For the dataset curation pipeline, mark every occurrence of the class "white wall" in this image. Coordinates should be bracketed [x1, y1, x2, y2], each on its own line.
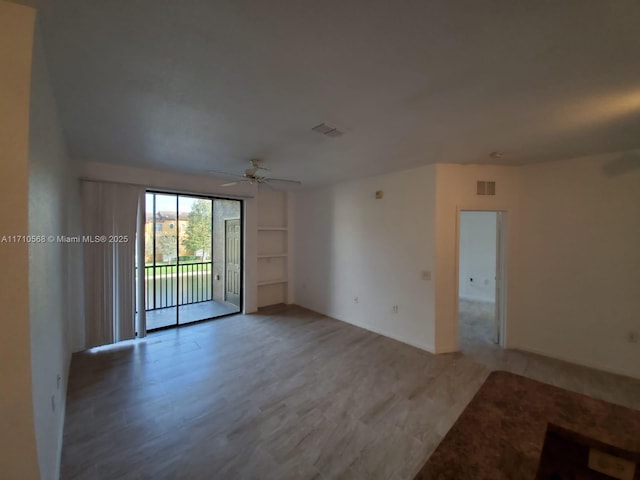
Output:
[27, 20, 84, 479]
[458, 211, 496, 302]
[0, 2, 40, 478]
[513, 152, 640, 378]
[294, 165, 437, 351]
[81, 161, 260, 317]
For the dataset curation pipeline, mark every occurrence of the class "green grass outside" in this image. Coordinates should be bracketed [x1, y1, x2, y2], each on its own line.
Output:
[140, 262, 212, 277]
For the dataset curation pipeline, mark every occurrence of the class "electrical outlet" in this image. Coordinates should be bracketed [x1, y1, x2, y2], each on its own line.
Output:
[354, 297, 359, 304]
[421, 270, 431, 281]
[392, 305, 398, 314]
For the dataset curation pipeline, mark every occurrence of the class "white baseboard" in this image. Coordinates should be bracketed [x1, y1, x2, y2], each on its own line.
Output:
[294, 303, 435, 353]
[509, 342, 640, 380]
[340, 316, 435, 353]
[433, 344, 458, 354]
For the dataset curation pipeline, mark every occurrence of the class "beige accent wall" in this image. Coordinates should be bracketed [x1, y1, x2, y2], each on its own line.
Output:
[434, 164, 522, 353]
[0, 2, 40, 478]
[28, 17, 84, 479]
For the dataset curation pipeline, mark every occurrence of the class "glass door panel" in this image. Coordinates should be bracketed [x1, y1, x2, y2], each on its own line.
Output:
[145, 193, 179, 329]
[177, 195, 212, 325]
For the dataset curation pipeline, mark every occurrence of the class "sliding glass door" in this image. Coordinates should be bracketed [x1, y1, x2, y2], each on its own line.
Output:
[144, 192, 242, 331]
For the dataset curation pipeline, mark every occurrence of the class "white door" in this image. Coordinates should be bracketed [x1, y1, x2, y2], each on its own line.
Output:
[494, 212, 505, 346]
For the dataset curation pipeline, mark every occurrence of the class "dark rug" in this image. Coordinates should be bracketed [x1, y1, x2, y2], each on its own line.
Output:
[414, 371, 640, 479]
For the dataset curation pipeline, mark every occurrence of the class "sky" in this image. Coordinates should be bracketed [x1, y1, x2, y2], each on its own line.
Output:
[146, 193, 204, 213]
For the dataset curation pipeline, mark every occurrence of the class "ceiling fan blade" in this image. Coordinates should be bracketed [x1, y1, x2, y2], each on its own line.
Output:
[266, 178, 302, 185]
[207, 169, 246, 179]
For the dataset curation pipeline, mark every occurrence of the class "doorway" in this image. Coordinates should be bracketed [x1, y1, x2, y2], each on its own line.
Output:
[224, 218, 241, 305]
[457, 211, 505, 347]
[143, 192, 242, 331]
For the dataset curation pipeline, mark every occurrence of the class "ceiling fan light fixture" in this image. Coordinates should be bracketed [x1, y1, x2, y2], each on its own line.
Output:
[214, 159, 301, 189]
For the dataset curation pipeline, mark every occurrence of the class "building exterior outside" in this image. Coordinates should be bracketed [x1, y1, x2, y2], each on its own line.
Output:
[144, 211, 191, 263]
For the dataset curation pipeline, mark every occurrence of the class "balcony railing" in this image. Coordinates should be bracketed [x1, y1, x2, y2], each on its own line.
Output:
[144, 262, 213, 310]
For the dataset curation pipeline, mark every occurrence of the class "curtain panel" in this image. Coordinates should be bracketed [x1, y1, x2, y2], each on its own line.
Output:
[82, 181, 145, 347]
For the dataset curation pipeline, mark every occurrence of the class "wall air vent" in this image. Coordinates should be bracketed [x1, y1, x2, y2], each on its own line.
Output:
[312, 123, 344, 137]
[477, 181, 496, 196]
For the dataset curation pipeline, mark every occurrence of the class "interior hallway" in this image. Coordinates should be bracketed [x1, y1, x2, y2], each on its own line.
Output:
[458, 298, 496, 347]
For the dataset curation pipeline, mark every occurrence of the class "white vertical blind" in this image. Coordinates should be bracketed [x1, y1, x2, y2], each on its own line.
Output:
[135, 190, 146, 339]
[82, 181, 143, 347]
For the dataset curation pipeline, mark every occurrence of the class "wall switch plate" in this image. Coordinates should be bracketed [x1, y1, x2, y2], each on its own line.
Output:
[421, 270, 431, 281]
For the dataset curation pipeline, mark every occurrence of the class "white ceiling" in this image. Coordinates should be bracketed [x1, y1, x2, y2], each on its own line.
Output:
[30, 0, 640, 186]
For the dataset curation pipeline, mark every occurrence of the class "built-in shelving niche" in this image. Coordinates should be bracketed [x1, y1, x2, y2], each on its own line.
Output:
[257, 190, 290, 307]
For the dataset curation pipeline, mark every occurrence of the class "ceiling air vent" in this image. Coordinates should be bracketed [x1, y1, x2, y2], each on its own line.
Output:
[477, 181, 496, 196]
[312, 123, 344, 137]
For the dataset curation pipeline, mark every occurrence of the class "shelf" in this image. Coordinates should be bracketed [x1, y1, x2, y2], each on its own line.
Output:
[257, 279, 288, 286]
[258, 253, 288, 259]
[258, 226, 288, 231]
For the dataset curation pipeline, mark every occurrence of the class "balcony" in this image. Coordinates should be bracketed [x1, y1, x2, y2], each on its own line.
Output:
[141, 262, 238, 330]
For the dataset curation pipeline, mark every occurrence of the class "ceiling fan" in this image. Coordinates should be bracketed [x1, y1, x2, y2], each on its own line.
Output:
[209, 159, 302, 188]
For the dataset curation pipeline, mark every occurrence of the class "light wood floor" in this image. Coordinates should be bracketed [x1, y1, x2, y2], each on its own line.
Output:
[61, 304, 640, 480]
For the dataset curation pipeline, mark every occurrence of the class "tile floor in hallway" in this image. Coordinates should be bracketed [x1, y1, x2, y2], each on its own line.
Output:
[61, 303, 640, 480]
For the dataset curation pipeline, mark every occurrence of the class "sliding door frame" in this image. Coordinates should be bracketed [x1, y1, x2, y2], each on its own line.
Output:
[145, 189, 244, 331]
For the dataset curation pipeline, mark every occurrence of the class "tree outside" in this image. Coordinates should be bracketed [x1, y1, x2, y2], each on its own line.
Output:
[183, 199, 212, 261]
[156, 233, 177, 262]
